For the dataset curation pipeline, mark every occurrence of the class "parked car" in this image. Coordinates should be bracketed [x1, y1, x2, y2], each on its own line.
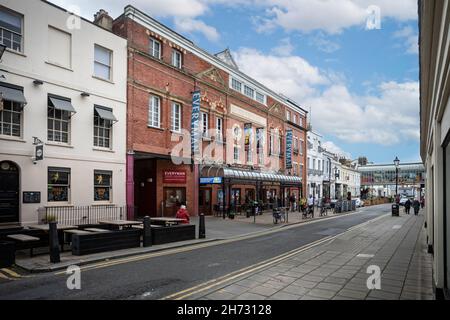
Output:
[354, 198, 364, 207]
[399, 197, 409, 206]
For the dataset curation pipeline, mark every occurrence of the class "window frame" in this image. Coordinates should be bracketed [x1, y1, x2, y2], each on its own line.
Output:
[171, 101, 181, 133]
[94, 44, 113, 81]
[47, 167, 71, 203]
[216, 117, 223, 141]
[171, 49, 182, 69]
[94, 170, 113, 202]
[148, 95, 161, 129]
[47, 96, 71, 144]
[149, 37, 161, 59]
[201, 112, 209, 138]
[0, 99, 22, 138]
[93, 106, 113, 149]
[244, 85, 255, 99]
[0, 6, 23, 53]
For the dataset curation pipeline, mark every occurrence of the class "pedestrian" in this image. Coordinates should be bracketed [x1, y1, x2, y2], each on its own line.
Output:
[175, 203, 190, 224]
[413, 199, 420, 216]
[420, 197, 425, 209]
[307, 195, 314, 218]
[404, 198, 411, 214]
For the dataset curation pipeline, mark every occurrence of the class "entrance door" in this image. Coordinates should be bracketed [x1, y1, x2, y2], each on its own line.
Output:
[163, 187, 186, 217]
[0, 161, 19, 224]
[199, 188, 212, 215]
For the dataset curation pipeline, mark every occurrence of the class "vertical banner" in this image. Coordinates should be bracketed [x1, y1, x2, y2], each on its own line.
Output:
[191, 90, 201, 157]
[286, 129, 293, 169]
[256, 128, 264, 154]
[244, 123, 252, 151]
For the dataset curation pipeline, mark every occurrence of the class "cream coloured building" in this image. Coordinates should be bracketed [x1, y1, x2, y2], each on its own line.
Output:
[0, 0, 127, 225]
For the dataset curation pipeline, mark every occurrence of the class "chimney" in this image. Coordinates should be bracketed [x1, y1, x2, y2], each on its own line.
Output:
[93, 9, 113, 31]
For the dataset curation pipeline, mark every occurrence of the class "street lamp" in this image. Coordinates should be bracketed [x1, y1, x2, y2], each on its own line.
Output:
[394, 156, 400, 199]
[334, 167, 340, 199]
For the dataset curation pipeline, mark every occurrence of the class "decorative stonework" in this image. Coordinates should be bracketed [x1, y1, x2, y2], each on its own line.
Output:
[197, 67, 225, 87]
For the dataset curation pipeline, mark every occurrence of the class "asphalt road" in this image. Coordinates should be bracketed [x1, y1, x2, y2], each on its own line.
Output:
[0, 205, 391, 300]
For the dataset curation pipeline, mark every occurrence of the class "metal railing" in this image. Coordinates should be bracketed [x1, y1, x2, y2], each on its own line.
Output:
[38, 205, 137, 226]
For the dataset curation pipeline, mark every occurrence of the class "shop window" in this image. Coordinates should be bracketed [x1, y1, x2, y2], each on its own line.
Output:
[94, 170, 112, 202]
[48, 167, 70, 202]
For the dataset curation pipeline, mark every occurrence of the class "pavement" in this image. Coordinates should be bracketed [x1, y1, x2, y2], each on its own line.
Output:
[188, 210, 433, 300]
[13, 205, 361, 273]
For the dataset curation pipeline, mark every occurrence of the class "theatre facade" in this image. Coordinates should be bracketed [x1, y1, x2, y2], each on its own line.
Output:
[112, 6, 308, 218]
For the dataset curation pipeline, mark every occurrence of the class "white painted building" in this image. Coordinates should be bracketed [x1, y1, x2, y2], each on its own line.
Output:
[0, 0, 127, 225]
[306, 131, 325, 202]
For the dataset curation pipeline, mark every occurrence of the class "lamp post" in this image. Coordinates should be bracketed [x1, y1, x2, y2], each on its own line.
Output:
[334, 167, 340, 199]
[394, 156, 400, 200]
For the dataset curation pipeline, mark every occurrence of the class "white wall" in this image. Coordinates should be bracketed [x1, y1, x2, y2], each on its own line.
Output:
[0, 0, 128, 224]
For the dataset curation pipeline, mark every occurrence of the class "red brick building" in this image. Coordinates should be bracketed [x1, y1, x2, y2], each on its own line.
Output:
[113, 6, 308, 218]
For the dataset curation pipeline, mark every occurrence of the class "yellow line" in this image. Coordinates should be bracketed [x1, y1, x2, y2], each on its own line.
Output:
[0, 272, 9, 280]
[0, 268, 21, 278]
[54, 209, 376, 275]
[163, 213, 390, 300]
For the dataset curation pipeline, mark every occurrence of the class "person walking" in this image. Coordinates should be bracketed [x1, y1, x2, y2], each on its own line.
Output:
[404, 198, 411, 215]
[413, 199, 420, 216]
[307, 195, 314, 218]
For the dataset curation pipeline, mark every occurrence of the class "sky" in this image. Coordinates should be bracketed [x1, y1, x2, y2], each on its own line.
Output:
[50, 0, 421, 164]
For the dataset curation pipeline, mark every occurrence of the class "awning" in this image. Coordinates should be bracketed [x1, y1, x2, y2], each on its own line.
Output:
[0, 85, 27, 105]
[201, 166, 302, 185]
[49, 96, 76, 113]
[95, 106, 117, 122]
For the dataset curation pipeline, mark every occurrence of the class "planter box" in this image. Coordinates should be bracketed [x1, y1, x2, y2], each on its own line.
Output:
[151, 224, 196, 245]
[0, 241, 15, 268]
[71, 229, 141, 256]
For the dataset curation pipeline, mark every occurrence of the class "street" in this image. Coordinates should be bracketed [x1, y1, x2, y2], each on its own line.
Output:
[0, 205, 394, 300]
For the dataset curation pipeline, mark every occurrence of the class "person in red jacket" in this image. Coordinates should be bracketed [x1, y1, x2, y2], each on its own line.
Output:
[176, 204, 190, 224]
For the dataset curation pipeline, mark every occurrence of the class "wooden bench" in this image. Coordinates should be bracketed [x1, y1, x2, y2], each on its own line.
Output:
[71, 229, 141, 256]
[151, 224, 196, 245]
[7, 234, 40, 257]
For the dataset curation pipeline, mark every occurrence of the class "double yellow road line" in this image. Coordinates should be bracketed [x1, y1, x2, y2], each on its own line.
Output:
[162, 213, 390, 300]
[0, 268, 22, 280]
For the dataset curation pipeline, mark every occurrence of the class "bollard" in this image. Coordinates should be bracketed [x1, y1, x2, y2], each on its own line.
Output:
[49, 221, 60, 263]
[199, 213, 206, 239]
[143, 216, 152, 247]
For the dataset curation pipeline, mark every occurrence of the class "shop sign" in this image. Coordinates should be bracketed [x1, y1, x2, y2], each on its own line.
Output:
[191, 90, 201, 156]
[200, 177, 223, 184]
[163, 170, 187, 183]
[286, 129, 293, 169]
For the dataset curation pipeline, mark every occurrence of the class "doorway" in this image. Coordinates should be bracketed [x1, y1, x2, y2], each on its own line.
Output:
[0, 161, 20, 224]
[199, 188, 212, 215]
[163, 187, 186, 217]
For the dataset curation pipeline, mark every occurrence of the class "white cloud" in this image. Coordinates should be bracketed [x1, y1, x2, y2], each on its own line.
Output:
[393, 26, 418, 54]
[233, 47, 329, 100]
[309, 33, 341, 53]
[253, 0, 418, 34]
[232, 48, 419, 147]
[322, 141, 352, 159]
[174, 18, 220, 42]
[271, 37, 295, 56]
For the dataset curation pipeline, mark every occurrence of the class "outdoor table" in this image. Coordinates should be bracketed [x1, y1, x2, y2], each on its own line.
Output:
[27, 224, 77, 252]
[98, 220, 143, 230]
[150, 217, 186, 227]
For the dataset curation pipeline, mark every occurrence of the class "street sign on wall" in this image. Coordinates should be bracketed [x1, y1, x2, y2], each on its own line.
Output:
[191, 90, 201, 157]
[163, 170, 187, 184]
[286, 129, 293, 169]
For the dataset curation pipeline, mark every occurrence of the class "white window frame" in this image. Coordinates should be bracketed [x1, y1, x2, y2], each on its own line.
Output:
[256, 91, 265, 104]
[148, 95, 161, 128]
[216, 117, 223, 141]
[201, 112, 209, 137]
[233, 145, 240, 163]
[293, 114, 297, 124]
[94, 108, 113, 149]
[149, 37, 161, 59]
[244, 85, 255, 99]
[171, 102, 181, 132]
[47, 99, 71, 144]
[286, 110, 290, 122]
[94, 44, 112, 81]
[0, 7, 23, 52]
[0, 100, 22, 138]
[171, 49, 182, 69]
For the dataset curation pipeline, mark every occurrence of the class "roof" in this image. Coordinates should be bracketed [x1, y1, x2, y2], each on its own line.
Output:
[215, 48, 239, 70]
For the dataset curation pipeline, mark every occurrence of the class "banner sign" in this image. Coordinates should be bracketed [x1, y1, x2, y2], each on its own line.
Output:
[35, 144, 44, 161]
[200, 177, 223, 185]
[256, 128, 264, 154]
[163, 170, 187, 184]
[191, 90, 201, 156]
[244, 123, 252, 151]
[285, 129, 293, 169]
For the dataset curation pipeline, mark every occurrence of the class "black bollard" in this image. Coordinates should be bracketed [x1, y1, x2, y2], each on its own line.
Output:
[143, 216, 152, 247]
[199, 213, 206, 239]
[49, 221, 60, 263]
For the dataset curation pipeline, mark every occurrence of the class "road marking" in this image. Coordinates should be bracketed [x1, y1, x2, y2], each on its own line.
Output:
[163, 213, 390, 300]
[1, 268, 21, 278]
[357, 254, 375, 258]
[393, 225, 402, 229]
[54, 209, 388, 275]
